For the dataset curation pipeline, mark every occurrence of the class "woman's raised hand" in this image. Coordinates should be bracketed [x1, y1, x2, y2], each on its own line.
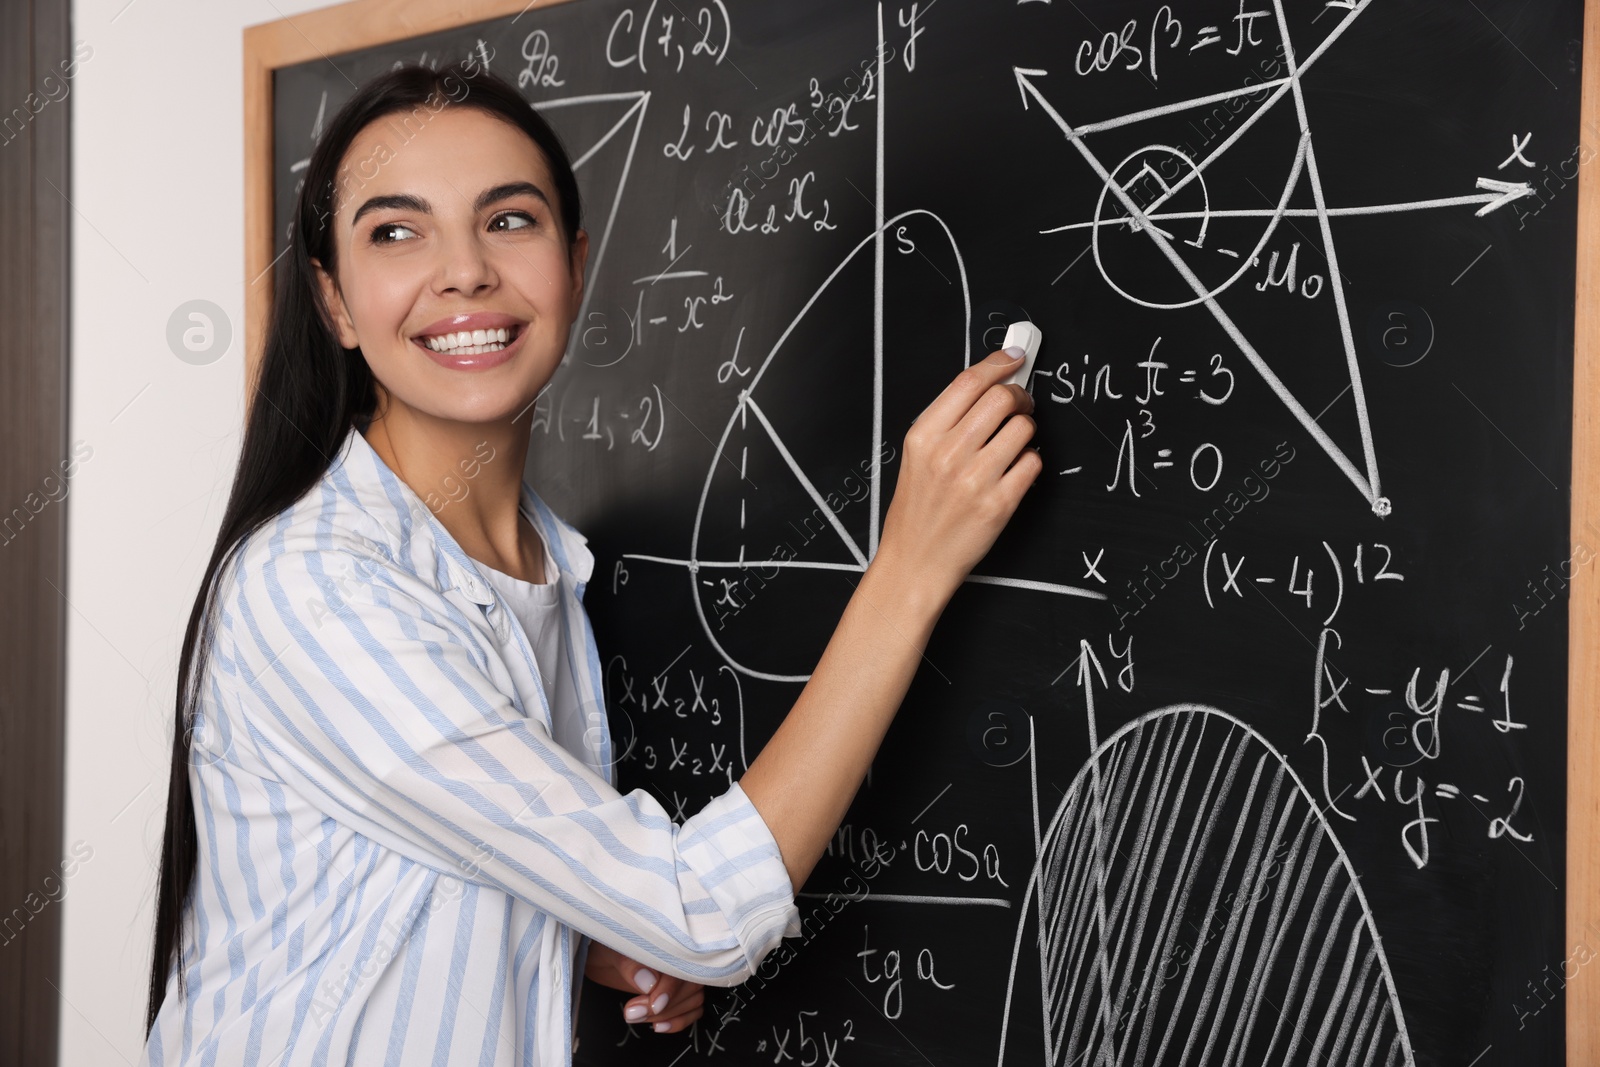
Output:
[737, 345, 1042, 896]
[876, 347, 1042, 601]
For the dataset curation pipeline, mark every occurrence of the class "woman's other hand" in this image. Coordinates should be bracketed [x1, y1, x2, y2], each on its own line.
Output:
[877, 346, 1041, 601]
[584, 941, 706, 1034]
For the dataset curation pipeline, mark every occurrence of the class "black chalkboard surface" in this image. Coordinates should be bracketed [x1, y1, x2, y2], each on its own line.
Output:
[268, 1, 1586, 1062]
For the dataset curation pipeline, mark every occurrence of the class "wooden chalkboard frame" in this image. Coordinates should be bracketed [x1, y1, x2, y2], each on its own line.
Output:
[243, 0, 1600, 1058]
[1569, 3, 1600, 1061]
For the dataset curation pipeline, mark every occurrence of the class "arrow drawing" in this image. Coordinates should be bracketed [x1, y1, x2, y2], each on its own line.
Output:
[1039, 177, 1536, 234]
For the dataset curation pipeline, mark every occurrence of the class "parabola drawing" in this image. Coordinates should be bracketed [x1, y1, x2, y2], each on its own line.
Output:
[1000, 704, 1415, 1067]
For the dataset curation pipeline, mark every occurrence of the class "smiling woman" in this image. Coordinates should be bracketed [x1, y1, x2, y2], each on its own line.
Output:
[141, 61, 1041, 1066]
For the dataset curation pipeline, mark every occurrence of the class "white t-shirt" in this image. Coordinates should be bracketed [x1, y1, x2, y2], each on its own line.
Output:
[468, 514, 583, 757]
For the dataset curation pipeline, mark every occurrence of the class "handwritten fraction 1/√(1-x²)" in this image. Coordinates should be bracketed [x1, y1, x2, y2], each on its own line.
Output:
[997, 644, 1416, 1067]
[624, 4, 1108, 684]
[1016, 0, 1532, 519]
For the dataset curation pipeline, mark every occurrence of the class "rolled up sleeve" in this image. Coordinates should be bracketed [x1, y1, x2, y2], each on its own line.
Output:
[212, 524, 798, 985]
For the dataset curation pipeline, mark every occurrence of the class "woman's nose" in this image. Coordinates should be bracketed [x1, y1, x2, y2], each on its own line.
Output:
[432, 230, 498, 294]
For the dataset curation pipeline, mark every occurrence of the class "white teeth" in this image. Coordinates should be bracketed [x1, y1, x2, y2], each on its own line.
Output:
[421, 326, 515, 353]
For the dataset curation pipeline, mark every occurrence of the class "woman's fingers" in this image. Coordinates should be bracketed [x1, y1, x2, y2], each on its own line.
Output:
[583, 941, 664, 998]
[585, 943, 708, 1034]
[909, 348, 1029, 437]
[976, 405, 1041, 482]
[997, 431, 1046, 497]
[638, 984, 705, 1033]
[648, 996, 706, 1034]
[622, 971, 705, 1031]
[952, 380, 1035, 452]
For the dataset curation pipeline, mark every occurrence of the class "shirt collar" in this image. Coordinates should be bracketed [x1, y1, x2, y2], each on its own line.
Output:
[329, 425, 595, 604]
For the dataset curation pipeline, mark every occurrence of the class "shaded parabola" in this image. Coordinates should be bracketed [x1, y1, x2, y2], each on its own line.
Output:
[999, 704, 1415, 1067]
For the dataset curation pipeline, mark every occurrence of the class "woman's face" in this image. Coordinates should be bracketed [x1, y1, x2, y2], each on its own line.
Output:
[313, 105, 587, 426]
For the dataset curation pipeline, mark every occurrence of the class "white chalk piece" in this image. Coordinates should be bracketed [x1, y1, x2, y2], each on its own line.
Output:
[1000, 320, 1042, 392]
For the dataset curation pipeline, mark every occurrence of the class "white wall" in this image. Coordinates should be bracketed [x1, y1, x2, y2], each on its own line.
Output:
[63, 2, 344, 1061]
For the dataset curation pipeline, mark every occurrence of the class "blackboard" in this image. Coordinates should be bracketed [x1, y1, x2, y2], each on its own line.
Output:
[251, 0, 1598, 1062]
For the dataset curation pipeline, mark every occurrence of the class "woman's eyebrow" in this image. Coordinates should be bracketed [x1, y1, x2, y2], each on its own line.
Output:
[349, 182, 552, 228]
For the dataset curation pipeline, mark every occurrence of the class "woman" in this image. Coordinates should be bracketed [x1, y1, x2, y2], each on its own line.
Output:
[143, 60, 1039, 1065]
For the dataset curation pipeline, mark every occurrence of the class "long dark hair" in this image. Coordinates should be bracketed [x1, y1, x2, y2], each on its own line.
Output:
[145, 59, 582, 1033]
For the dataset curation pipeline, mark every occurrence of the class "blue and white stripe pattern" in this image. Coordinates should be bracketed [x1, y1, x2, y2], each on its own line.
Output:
[142, 425, 799, 1066]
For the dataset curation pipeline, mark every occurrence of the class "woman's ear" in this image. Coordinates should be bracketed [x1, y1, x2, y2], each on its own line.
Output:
[310, 257, 361, 349]
[567, 229, 590, 320]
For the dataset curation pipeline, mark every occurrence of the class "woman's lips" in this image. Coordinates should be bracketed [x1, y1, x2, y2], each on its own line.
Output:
[412, 324, 528, 370]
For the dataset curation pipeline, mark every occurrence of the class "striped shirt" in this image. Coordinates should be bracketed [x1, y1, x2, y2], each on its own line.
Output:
[142, 425, 800, 1066]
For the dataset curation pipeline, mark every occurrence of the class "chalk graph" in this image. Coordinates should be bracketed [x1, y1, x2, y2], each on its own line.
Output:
[626, 6, 1107, 683]
[623, 0, 1538, 678]
[1017, 0, 1531, 517]
[998, 654, 1416, 1067]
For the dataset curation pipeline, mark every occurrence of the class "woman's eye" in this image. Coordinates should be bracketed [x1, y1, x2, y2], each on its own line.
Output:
[370, 222, 419, 245]
[490, 211, 536, 233]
